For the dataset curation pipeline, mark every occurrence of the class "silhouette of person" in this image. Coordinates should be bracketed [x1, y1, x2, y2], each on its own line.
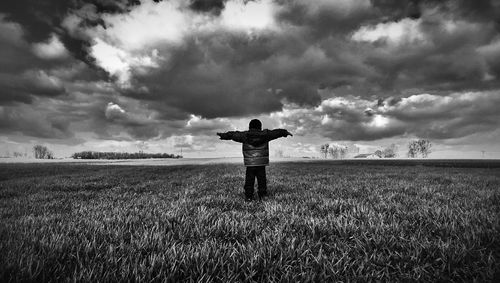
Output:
[217, 119, 292, 201]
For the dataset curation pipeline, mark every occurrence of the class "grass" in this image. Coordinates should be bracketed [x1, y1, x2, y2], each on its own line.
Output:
[0, 161, 499, 282]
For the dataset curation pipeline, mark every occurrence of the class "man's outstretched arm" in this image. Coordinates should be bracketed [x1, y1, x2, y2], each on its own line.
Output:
[266, 129, 293, 141]
[216, 131, 246, 143]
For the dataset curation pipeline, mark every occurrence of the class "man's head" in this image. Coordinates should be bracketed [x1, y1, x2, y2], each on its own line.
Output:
[249, 119, 262, 130]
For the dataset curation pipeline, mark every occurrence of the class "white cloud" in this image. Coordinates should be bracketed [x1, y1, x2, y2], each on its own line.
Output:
[105, 102, 126, 120]
[90, 38, 160, 85]
[91, 39, 130, 82]
[367, 114, 389, 128]
[352, 18, 426, 47]
[271, 96, 410, 140]
[381, 92, 500, 119]
[221, 0, 278, 32]
[84, 0, 191, 85]
[97, 0, 189, 51]
[32, 34, 69, 60]
[88, 0, 279, 53]
[82, 0, 281, 85]
[317, 96, 369, 111]
[185, 114, 232, 136]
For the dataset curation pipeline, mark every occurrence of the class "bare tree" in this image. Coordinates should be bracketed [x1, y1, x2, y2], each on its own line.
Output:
[13, 152, 24, 158]
[320, 144, 329, 158]
[408, 141, 418, 158]
[407, 139, 432, 158]
[323, 143, 359, 159]
[33, 145, 44, 159]
[374, 150, 383, 158]
[417, 139, 432, 158]
[383, 144, 398, 158]
[33, 145, 54, 159]
[328, 146, 339, 159]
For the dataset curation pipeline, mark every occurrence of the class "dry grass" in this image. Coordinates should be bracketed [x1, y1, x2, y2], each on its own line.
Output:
[0, 162, 499, 282]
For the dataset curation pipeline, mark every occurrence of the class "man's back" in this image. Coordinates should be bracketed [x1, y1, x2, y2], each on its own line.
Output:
[242, 130, 271, 166]
[216, 119, 292, 201]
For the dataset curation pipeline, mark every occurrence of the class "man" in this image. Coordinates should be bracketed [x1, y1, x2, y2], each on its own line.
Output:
[217, 119, 292, 201]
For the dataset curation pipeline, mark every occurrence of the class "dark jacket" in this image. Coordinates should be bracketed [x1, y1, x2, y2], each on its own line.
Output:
[218, 129, 290, 166]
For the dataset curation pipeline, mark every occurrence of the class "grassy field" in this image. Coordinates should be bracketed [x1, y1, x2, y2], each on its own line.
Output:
[0, 161, 499, 282]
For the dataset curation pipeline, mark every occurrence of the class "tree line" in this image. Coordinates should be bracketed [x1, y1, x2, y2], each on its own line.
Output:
[320, 144, 347, 159]
[319, 144, 360, 159]
[71, 151, 182, 159]
[318, 139, 432, 159]
[30, 145, 182, 160]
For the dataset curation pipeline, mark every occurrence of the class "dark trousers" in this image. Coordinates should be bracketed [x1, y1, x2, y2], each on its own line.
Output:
[244, 166, 267, 199]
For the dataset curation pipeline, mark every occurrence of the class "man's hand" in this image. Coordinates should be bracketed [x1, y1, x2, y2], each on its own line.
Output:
[217, 132, 227, 139]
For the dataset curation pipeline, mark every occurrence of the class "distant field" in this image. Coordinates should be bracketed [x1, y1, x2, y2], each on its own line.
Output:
[2, 157, 500, 167]
[0, 161, 499, 281]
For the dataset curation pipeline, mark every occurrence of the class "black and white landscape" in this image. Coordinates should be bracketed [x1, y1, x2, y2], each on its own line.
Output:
[0, 0, 499, 282]
[1, 0, 500, 158]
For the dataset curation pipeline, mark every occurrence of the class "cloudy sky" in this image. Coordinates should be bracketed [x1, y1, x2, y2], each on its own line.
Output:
[1, 0, 500, 158]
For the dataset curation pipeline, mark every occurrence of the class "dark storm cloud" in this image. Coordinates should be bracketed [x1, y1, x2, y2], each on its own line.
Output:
[0, 71, 66, 104]
[151, 0, 227, 14]
[0, 84, 117, 141]
[370, 0, 500, 23]
[0, 1, 73, 42]
[0, 0, 143, 64]
[0, 17, 37, 73]
[103, 102, 162, 139]
[379, 92, 500, 140]
[352, 12, 500, 96]
[0, 0, 142, 40]
[370, 0, 422, 20]
[185, 115, 231, 136]
[279, 91, 500, 141]
[188, 0, 226, 14]
[1, 0, 500, 146]
[0, 15, 108, 107]
[0, 104, 73, 139]
[342, 0, 500, 95]
[0, 17, 70, 104]
[124, 34, 293, 119]
[276, 0, 377, 35]
[72, 97, 220, 141]
[122, 27, 369, 119]
[108, 0, 499, 123]
[277, 97, 407, 141]
[81, 0, 500, 144]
